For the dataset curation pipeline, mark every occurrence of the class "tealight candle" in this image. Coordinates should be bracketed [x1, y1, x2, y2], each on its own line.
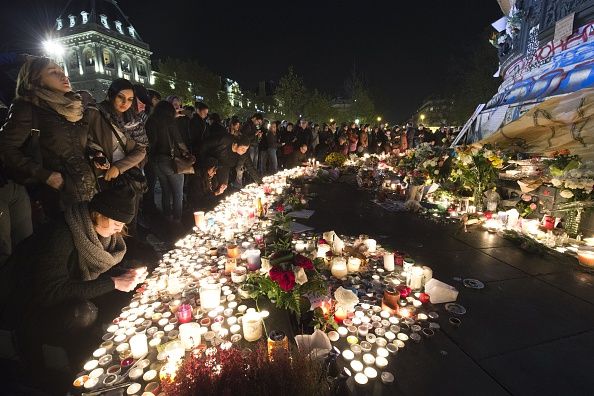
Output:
[337, 326, 348, 337]
[363, 353, 375, 365]
[129, 334, 148, 359]
[179, 323, 201, 350]
[342, 349, 355, 360]
[350, 360, 364, 372]
[331, 257, 348, 279]
[375, 356, 388, 368]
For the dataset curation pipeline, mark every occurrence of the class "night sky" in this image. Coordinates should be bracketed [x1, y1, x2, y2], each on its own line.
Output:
[0, 0, 502, 121]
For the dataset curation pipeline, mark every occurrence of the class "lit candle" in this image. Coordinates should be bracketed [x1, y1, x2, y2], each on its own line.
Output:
[179, 323, 201, 350]
[200, 283, 222, 310]
[342, 349, 355, 360]
[194, 211, 206, 230]
[317, 244, 331, 259]
[364, 239, 377, 253]
[407, 266, 424, 290]
[331, 257, 348, 279]
[176, 303, 193, 324]
[383, 253, 395, 272]
[350, 360, 364, 372]
[242, 311, 263, 342]
[129, 334, 148, 359]
[577, 247, 594, 267]
[347, 257, 361, 273]
[245, 249, 262, 271]
[337, 326, 348, 337]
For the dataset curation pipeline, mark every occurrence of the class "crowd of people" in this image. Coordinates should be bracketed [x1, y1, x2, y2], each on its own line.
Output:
[0, 56, 459, 380]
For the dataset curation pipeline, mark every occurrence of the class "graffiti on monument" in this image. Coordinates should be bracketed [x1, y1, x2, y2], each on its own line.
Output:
[485, 23, 594, 111]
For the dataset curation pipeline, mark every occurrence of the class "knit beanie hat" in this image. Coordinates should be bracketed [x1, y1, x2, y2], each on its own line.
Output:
[89, 185, 136, 224]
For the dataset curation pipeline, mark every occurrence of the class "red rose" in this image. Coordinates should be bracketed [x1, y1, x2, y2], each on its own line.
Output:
[269, 267, 296, 292]
[294, 254, 314, 270]
[318, 239, 328, 245]
[419, 293, 431, 304]
[275, 204, 286, 213]
[397, 285, 411, 298]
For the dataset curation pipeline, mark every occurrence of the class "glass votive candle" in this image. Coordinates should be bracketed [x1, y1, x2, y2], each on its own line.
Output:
[350, 360, 364, 372]
[352, 317, 362, 326]
[347, 325, 357, 335]
[384, 331, 396, 342]
[375, 356, 388, 369]
[350, 344, 362, 355]
[397, 333, 409, 342]
[347, 336, 359, 345]
[360, 341, 372, 353]
[365, 334, 377, 344]
[387, 343, 398, 355]
[337, 327, 348, 337]
[363, 353, 375, 365]
[375, 328, 385, 337]
[376, 338, 388, 348]
[358, 325, 369, 337]
[377, 347, 389, 358]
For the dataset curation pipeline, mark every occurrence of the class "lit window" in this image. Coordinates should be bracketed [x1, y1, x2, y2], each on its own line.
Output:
[115, 21, 124, 34]
[100, 15, 109, 29]
[137, 62, 147, 77]
[103, 49, 114, 68]
[120, 57, 131, 73]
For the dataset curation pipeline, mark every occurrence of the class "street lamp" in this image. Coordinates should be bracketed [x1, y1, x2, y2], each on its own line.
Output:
[376, 116, 382, 122]
[329, 118, 334, 123]
[420, 114, 426, 124]
[354, 118, 360, 125]
[42, 39, 64, 58]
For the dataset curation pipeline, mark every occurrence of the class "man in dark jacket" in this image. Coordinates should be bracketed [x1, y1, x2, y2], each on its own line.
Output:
[205, 113, 227, 141]
[294, 118, 313, 151]
[189, 101, 209, 154]
[286, 143, 309, 168]
[240, 113, 264, 165]
[200, 134, 262, 188]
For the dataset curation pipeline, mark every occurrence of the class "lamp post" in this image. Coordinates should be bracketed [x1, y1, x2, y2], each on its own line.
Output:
[376, 116, 382, 123]
[43, 39, 64, 59]
[420, 114, 426, 125]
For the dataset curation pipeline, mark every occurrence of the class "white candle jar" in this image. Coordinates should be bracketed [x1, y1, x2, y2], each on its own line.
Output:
[242, 311, 263, 342]
[200, 283, 222, 311]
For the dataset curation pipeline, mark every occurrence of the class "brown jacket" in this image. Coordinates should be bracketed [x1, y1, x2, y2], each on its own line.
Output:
[86, 106, 146, 175]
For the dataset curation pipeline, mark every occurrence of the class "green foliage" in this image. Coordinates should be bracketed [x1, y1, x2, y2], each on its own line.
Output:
[275, 66, 308, 119]
[312, 307, 339, 332]
[303, 89, 333, 123]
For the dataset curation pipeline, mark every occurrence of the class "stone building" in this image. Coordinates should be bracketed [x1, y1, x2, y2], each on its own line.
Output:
[49, 0, 153, 100]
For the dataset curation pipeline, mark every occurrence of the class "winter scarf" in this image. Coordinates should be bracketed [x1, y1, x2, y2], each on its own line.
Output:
[64, 202, 126, 280]
[31, 88, 83, 122]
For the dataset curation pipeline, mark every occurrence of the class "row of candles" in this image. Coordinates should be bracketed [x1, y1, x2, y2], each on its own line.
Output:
[73, 169, 306, 393]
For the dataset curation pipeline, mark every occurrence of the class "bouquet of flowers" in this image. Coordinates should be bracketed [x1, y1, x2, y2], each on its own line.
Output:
[324, 152, 348, 168]
[449, 144, 506, 205]
[549, 161, 594, 201]
[247, 206, 327, 316]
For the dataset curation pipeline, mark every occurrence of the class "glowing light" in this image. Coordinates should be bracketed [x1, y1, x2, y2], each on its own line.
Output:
[43, 40, 64, 56]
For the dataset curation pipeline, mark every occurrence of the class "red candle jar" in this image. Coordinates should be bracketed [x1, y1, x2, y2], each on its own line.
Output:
[544, 215, 555, 230]
[176, 304, 193, 324]
[334, 307, 348, 324]
[394, 252, 404, 267]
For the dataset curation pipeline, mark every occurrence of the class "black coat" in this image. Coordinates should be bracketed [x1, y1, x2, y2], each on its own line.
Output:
[0, 99, 96, 204]
[200, 134, 262, 185]
[189, 115, 208, 153]
[0, 219, 116, 318]
[294, 126, 312, 149]
[146, 114, 184, 159]
[205, 122, 228, 141]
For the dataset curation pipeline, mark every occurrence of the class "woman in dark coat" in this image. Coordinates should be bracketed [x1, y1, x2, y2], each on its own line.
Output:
[145, 100, 191, 223]
[0, 186, 147, 374]
[188, 157, 226, 211]
[0, 56, 96, 216]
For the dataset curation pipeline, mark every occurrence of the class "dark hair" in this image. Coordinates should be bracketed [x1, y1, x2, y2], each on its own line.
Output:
[230, 116, 241, 126]
[251, 112, 264, 121]
[147, 89, 161, 101]
[286, 122, 294, 127]
[133, 84, 151, 106]
[235, 134, 252, 147]
[15, 56, 51, 99]
[195, 101, 209, 111]
[151, 100, 176, 119]
[106, 78, 137, 119]
[210, 113, 222, 124]
[184, 105, 195, 112]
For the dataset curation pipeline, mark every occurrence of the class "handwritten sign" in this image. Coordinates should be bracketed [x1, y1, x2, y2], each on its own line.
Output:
[554, 13, 575, 42]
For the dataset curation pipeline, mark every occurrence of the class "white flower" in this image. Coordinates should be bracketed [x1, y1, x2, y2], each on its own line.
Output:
[483, 150, 493, 158]
[294, 267, 308, 285]
[551, 178, 562, 187]
[560, 189, 574, 199]
[434, 170, 439, 175]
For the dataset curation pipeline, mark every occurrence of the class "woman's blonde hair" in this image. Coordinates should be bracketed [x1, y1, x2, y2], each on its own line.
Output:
[15, 56, 52, 100]
[90, 211, 129, 237]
